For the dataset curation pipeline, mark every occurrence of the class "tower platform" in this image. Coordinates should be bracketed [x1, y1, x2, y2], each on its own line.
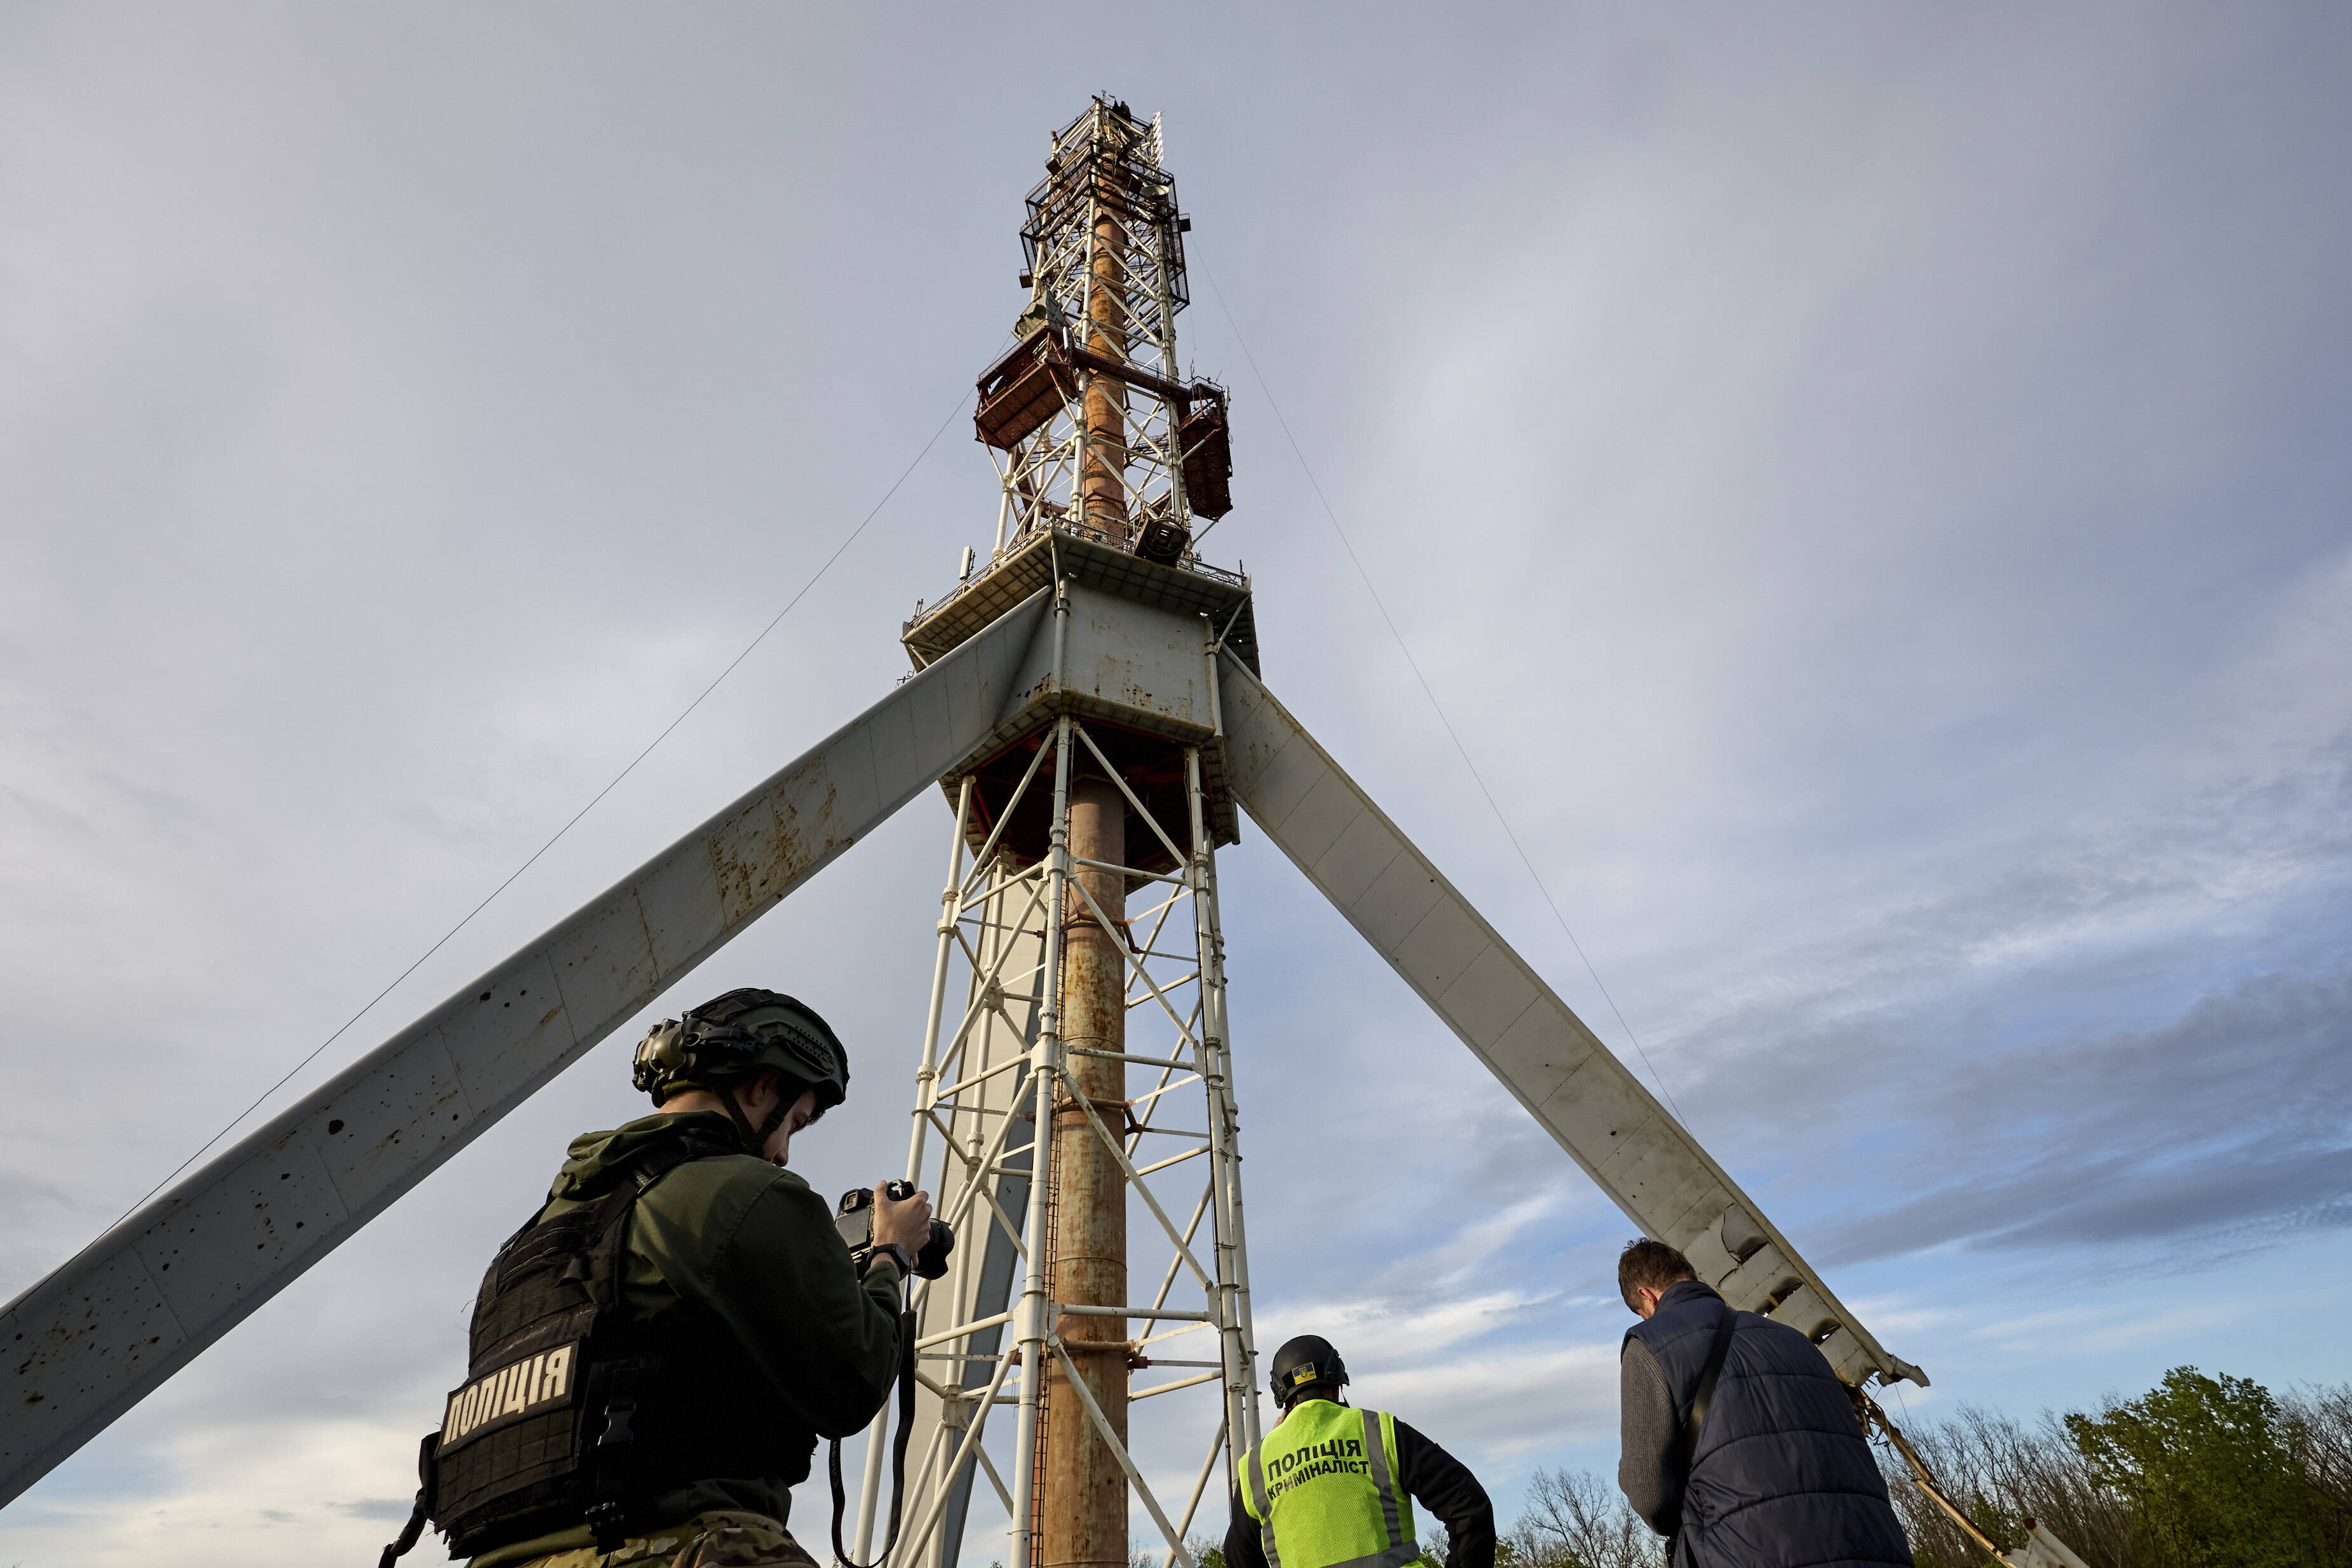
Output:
[903, 524, 1259, 862]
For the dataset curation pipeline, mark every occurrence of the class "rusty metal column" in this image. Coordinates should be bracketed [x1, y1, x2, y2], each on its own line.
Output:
[1010, 719, 1076, 1568]
[1041, 767, 1130, 1568]
[1078, 158, 1130, 543]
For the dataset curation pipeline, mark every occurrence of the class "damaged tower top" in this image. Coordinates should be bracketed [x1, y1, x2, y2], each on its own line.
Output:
[908, 95, 1248, 672]
[904, 96, 1256, 875]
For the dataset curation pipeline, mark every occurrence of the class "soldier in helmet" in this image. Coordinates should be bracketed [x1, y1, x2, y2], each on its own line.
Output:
[1225, 1335, 1495, 1568]
[388, 988, 931, 1568]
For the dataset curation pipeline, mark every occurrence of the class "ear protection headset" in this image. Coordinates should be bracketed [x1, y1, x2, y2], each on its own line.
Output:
[632, 990, 847, 1151]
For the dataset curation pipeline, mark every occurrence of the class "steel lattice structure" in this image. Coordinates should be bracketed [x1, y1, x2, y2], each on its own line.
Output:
[867, 98, 1256, 1568]
[844, 713, 1259, 1568]
[973, 98, 1232, 577]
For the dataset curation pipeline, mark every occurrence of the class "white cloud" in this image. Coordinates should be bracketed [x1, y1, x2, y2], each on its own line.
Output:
[0, 1412, 421, 1568]
[1358, 1341, 1625, 1463]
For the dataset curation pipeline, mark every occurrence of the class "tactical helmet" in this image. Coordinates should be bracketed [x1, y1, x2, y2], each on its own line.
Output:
[632, 989, 849, 1126]
[1269, 1334, 1349, 1407]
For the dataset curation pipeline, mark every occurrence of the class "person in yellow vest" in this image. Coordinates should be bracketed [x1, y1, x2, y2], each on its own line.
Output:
[1224, 1335, 1495, 1568]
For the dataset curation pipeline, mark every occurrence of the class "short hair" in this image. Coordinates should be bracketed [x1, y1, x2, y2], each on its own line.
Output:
[1618, 1238, 1696, 1311]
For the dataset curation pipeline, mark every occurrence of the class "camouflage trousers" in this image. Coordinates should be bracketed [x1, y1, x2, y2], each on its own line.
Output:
[509, 1511, 820, 1568]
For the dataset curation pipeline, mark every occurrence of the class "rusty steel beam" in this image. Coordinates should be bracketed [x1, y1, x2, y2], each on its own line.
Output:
[0, 586, 1057, 1508]
[1041, 775, 1132, 1568]
[1065, 342, 1192, 409]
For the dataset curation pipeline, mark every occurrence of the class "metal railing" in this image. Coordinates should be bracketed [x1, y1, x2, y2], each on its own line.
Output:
[903, 520, 1246, 636]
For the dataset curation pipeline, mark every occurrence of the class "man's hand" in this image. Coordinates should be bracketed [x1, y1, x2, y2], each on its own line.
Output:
[873, 1182, 933, 1258]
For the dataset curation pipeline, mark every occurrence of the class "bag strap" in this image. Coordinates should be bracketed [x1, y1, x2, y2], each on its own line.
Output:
[1663, 1302, 1738, 1565]
[577, 1149, 675, 1287]
[488, 1133, 712, 1283]
[1685, 1302, 1739, 1452]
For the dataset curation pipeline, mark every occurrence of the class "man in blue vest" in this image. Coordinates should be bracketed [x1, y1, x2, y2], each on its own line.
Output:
[1224, 1335, 1495, 1568]
[1618, 1239, 1912, 1568]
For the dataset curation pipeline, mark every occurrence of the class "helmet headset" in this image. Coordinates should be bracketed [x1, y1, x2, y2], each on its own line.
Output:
[632, 988, 849, 1153]
[1267, 1334, 1349, 1410]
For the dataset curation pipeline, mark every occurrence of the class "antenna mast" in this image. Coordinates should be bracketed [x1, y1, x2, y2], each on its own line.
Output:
[870, 95, 1253, 1568]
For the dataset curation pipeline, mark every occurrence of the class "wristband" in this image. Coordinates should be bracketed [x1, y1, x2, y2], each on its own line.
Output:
[867, 1243, 915, 1278]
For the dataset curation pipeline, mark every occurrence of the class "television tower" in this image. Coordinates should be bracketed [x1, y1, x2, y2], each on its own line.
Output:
[858, 96, 1254, 1568]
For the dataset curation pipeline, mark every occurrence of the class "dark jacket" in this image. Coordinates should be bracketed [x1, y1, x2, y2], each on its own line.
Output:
[1619, 1280, 1910, 1568]
[1224, 1407, 1495, 1568]
[470, 1111, 906, 1567]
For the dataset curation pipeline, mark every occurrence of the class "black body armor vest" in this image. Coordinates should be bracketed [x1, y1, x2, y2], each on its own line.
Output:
[400, 1128, 806, 1560]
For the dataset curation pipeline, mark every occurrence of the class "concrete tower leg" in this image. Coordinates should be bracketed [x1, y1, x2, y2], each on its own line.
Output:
[1042, 775, 1130, 1568]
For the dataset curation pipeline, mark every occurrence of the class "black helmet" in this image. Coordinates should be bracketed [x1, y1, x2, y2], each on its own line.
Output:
[632, 989, 849, 1128]
[1269, 1335, 1349, 1407]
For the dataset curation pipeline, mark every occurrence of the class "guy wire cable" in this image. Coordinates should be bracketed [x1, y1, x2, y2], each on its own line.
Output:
[1196, 255, 1691, 1129]
[68, 381, 977, 1259]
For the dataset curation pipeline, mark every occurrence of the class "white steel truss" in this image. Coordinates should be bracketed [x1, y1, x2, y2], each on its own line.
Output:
[850, 714, 1262, 1568]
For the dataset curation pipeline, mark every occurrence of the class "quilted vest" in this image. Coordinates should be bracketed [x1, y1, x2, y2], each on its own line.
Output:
[1626, 1281, 1912, 1568]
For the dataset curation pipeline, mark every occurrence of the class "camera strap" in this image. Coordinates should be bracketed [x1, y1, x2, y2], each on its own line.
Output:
[375, 1433, 439, 1568]
[828, 1303, 919, 1568]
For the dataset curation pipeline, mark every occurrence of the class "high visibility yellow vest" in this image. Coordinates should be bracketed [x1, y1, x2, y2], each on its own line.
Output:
[1240, 1401, 1420, 1568]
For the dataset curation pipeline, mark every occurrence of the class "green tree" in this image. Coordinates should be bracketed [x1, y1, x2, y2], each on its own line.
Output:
[2064, 1366, 2326, 1568]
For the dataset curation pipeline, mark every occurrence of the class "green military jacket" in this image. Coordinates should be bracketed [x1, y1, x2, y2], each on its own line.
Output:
[470, 1110, 905, 1567]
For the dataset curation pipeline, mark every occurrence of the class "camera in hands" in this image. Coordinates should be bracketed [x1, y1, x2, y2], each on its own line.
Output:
[835, 1181, 956, 1280]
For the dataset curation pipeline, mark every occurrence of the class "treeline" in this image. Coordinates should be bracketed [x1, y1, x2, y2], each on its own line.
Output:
[1147, 1368, 2352, 1568]
[1496, 1368, 2352, 1568]
[1885, 1369, 2352, 1568]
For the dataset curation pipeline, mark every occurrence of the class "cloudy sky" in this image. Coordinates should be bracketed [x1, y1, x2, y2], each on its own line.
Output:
[5, 4, 2351, 1564]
